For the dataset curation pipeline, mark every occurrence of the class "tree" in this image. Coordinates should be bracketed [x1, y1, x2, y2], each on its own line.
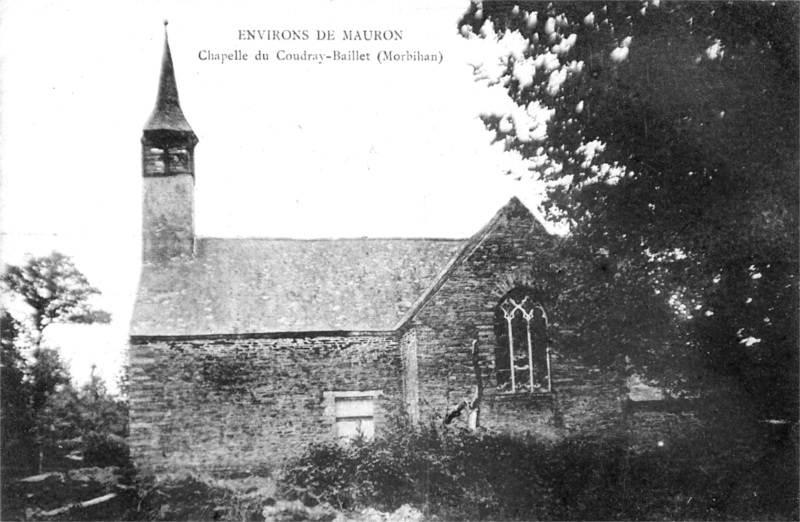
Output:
[2, 251, 111, 346]
[1, 312, 36, 477]
[1, 252, 113, 473]
[457, 2, 799, 420]
[35, 365, 130, 468]
[1, 251, 110, 412]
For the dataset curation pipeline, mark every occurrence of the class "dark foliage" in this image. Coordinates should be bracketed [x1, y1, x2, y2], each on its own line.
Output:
[457, 1, 799, 422]
[1, 312, 38, 478]
[279, 422, 798, 521]
[131, 475, 267, 522]
[0, 324, 72, 477]
[84, 432, 131, 468]
[1, 253, 125, 478]
[1, 252, 111, 336]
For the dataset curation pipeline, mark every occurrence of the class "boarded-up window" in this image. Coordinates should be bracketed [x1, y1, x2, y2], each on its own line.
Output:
[334, 394, 375, 440]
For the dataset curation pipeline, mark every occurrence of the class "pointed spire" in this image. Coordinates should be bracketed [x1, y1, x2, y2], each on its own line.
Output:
[144, 21, 195, 133]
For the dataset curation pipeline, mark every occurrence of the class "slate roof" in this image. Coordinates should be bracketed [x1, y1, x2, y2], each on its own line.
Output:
[130, 237, 462, 336]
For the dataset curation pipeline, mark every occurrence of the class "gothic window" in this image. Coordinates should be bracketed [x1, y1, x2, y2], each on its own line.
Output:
[493, 287, 551, 393]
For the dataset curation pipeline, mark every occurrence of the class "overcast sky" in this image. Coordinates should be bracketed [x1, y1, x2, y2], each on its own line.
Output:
[0, 0, 547, 388]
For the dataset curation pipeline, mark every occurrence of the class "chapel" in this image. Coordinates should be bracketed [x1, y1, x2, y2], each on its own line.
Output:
[128, 28, 667, 474]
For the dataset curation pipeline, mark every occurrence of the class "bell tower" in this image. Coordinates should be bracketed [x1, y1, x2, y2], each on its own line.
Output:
[141, 21, 198, 262]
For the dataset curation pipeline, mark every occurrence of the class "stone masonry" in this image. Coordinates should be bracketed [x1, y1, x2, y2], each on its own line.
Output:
[400, 199, 630, 440]
[128, 333, 402, 473]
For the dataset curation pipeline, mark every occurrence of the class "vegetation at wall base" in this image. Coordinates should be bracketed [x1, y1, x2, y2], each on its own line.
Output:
[278, 422, 798, 521]
[2, 418, 795, 520]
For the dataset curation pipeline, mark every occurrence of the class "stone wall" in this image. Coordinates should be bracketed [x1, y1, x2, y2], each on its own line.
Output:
[622, 399, 705, 450]
[480, 356, 627, 439]
[128, 333, 402, 474]
[142, 174, 195, 262]
[400, 329, 420, 425]
[409, 208, 555, 423]
[405, 207, 628, 439]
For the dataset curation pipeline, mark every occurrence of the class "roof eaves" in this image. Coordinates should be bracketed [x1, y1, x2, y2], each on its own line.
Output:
[195, 236, 465, 243]
[130, 329, 398, 343]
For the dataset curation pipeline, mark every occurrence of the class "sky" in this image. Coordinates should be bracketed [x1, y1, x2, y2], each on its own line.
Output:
[0, 0, 549, 389]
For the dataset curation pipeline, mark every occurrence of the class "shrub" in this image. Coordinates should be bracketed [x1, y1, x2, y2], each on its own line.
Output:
[84, 431, 131, 468]
[278, 426, 552, 519]
[131, 474, 274, 522]
[278, 424, 798, 521]
[279, 441, 358, 509]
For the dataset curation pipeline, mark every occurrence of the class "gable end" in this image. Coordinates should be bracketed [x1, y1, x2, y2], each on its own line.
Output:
[394, 197, 549, 330]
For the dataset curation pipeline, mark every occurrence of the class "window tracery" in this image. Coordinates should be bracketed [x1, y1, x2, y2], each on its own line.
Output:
[494, 288, 551, 393]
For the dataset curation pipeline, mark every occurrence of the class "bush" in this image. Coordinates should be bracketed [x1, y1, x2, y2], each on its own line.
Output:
[279, 426, 551, 519]
[84, 431, 131, 468]
[279, 441, 358, 509]
[131, 474, 271, 522]
[279, 424, 798, 521]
